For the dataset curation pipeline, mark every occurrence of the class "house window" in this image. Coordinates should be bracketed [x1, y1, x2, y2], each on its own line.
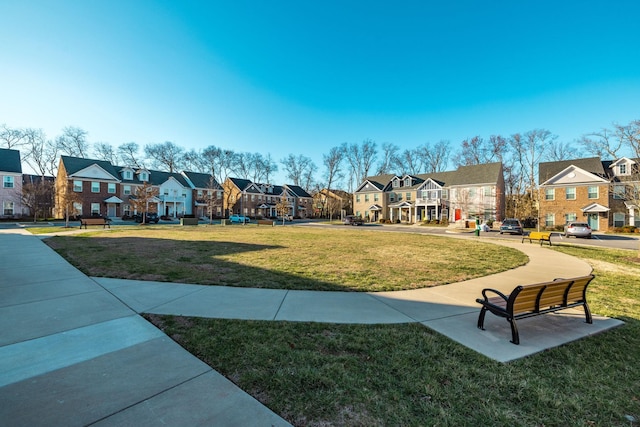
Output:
[404, 178, 410, 186]
[91, 203, 100, 215]
[182, 192, 186, 198]
[91, 182, 100, 193]
[374, 194, 379, 202]
[545, 188, 555, 200]
[3, 201, 14, 215]
[565, 213, 577, 223]
[217, 191, 222, 199]
[565, 187, 576, 200]
[613, 185, 625, 199]
[406, 192, 411, 201]
[124, 171, 132, 179]
[545, 213, 554, 227]
[393, 180, 399, 188]
[389, 193, 395, 202]
[73, 202, 83, 216]
[123, 204, 131, 216]
[356, 195, 361, 203]
[123, 185, 131, 195]
[108, 183, 116, 194]
[397, 193, 403, 201]
[484, 186, 491, 196]
[140, 172, 148, 181]
[364, 194, 369, 202]
[588, 186, 598, 199]
[3, 176, 14, 188]
[73, 180, 83, 192]
[613, 212, 625, 227]
[619, 164, 627, 174]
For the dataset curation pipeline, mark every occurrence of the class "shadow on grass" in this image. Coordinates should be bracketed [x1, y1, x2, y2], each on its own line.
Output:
[46, 236, 371, 291]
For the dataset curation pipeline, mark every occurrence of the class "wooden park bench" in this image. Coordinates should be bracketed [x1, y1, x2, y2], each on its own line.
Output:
[522, 231, 552, 246]
[257, 219, 274, 226]
[80, 217, 110, 229]
[476, 274, 594, 344]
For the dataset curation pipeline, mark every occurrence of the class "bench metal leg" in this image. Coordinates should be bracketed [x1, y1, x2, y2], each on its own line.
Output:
[583, 302, 593, 324]
[508, 317, 520, 345]
[477, 306, 488, 330]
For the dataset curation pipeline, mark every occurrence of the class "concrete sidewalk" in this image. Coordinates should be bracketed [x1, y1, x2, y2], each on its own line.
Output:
[0, 227, 624, 426]
[0, 229, 290, 427]
[95, 236, 623, 362]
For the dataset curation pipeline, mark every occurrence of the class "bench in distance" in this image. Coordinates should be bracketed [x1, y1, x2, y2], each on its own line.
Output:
[522, 231, 552, 246]
[80, 218, 110, 229]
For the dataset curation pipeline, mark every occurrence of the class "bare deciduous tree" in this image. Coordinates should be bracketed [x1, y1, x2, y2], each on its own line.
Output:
[144, 141, 184, 172]
[376, 142, 400, 175]
[422, 140, 451, 173]
[56, 126, 89, 158]
[345, 139, 377, 191]
[93, 142, 118, 164]
[280, 154, 316, 187]
[0, 124, 24, 149]
[130, 181, 159, 224]
[118, 142, 143, 168]
[22, 128, 58, 176]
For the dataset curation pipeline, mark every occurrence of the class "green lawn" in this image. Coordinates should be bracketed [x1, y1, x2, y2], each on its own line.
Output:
[146, 244, 640, 426]
[42, 226, 640, 425]
[43, 225, 527, 291]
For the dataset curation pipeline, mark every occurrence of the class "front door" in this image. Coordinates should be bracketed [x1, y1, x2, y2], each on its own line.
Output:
[588, 213, 599, 230]
[107, 204, 116, 217]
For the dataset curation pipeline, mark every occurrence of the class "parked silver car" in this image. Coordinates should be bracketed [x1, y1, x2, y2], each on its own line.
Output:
[564, 222, 592, 238]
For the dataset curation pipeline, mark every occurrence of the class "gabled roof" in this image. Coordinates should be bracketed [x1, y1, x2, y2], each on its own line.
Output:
[228, 177, 253, 191]
[150, 170, 190, 187]
[61, 156, 120, 178]
[0, 149, 22, 173]
[355, 174, 395, 192]
[182, 171, 221, 189]
[539, 157, 608, 183]
[285, 184, 312, 198]
[445, 162, 503, 186]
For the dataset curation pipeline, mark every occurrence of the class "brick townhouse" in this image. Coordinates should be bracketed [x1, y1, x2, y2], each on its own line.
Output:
[539, 156, 640, 231]
[224, 177, 313, 219]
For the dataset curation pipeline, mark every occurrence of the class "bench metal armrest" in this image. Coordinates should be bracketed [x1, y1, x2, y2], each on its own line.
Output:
[479, 288, 509, 303]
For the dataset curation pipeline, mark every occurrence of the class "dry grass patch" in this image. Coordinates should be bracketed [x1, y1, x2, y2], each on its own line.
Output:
[45, 225, 527, 291]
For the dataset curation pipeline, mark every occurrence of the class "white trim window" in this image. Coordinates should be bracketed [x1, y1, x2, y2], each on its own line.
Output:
[3, 200, 14, 215]
[545, 213, 554, 227]
[108, 183, 116, 194]
[73, 180, 83, 192]
[565, 187, 576, 200]
[91, 203, 100, 215]
[613, 185, 625, 200]
[565, 213, 577, 223]
[123, 185, 131, 195]
[91, 182, 100, 193]
[613, 212, 625, 227]
[545, 188, 555, 200]
[3, 176, 14, 188]
[587, 186, 598, 199]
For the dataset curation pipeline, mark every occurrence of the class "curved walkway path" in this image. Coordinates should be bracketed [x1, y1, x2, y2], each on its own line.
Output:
[0, 227, 623, 426]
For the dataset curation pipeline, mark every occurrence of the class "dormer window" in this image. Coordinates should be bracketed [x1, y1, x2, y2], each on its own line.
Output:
[404, 177, 411, 187]
[140, 172, 148, 181]
[392, 179, 399, 188]
[619, 164, 627, 174]
[125, 171, 132, 180]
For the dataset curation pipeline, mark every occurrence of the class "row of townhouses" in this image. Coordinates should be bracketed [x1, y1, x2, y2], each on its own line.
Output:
[2, 148, 638, 230]
[353, 162, 507, 224]
[0, 149, 313, 220]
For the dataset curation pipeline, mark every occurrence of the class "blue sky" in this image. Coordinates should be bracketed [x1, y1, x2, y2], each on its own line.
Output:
[2, 1, 639, 181]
